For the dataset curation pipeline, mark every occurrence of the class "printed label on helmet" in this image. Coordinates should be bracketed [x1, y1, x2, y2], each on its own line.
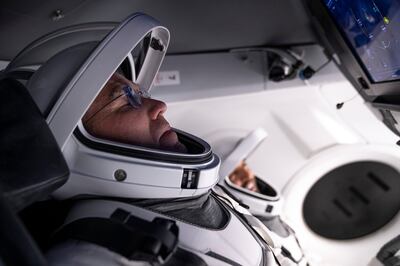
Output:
[154, 71, 181, 86]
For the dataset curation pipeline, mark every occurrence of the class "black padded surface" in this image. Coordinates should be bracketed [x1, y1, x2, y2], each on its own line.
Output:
[0, 78, 69, 211]
[303, 161, 400, 240]
[27, 42, 96, 117]
[0, 193, 47, 266]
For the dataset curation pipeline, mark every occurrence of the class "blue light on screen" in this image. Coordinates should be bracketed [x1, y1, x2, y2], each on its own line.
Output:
[324, 0, 400, 82]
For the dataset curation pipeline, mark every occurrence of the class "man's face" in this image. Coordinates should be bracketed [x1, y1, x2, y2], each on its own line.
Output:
[229, 161, 259, 192]
[82, 73, 186, 152]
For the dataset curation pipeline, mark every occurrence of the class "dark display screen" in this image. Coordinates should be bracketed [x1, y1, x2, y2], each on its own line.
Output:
[324, 0, 400, 82]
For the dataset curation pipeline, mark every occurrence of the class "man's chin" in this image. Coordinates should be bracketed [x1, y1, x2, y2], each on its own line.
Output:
[172, 142, 187, 153]
[159, 130, 187, 153]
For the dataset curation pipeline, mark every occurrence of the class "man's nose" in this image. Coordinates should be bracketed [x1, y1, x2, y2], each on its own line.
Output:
[146, 98, 167, 120]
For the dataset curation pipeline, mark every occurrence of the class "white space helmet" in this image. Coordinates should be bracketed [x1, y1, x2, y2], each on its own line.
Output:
[6, 13, 220, 200]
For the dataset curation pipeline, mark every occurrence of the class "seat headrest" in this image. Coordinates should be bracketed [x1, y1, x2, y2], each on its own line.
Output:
[0, 78, 69, 211]
[27, 42, 97, 117]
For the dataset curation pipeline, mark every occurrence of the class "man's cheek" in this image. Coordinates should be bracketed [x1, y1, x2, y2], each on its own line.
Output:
[124, 120, 153, 145]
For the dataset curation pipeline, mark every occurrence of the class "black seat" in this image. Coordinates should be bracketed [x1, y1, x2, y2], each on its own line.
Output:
[0, 78, 69, 266]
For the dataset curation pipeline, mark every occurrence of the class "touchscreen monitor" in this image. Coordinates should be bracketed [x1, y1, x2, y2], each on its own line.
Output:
[323, 0, 400, 83]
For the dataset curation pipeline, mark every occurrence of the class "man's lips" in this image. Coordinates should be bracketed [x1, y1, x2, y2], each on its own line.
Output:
[157, 122, 171, 141]
[159, 127, 172, 140]
[159, 127, 179, 148]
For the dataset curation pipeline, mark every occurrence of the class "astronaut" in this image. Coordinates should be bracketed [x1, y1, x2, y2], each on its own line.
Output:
[73, 71, 228, 230]
[42, 68, 280, 266]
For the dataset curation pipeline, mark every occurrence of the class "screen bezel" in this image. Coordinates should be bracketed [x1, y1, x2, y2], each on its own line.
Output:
[305, 0, 400, 109]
